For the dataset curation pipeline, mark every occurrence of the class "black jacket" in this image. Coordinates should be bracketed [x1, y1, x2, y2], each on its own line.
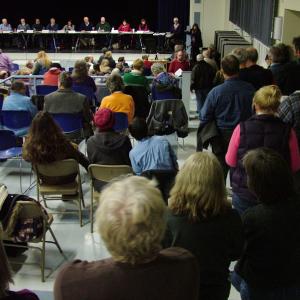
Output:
[191, 61, 216, 91]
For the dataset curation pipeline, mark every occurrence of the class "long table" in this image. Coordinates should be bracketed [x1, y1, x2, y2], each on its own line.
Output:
[0, 31, 167, 52]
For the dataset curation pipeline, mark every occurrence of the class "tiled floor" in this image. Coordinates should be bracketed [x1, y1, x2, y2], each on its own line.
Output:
[0, 128, 241, 300]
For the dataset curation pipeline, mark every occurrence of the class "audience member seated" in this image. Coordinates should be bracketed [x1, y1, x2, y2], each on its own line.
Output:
[0, 49, 13, 75]
[117, 56, 129, 70]
[44, 72, 93, 138]
[164, 152, 243, 300]
[191, 54, 216, 117]
[168, 50, 190, 74]
[22, 111, 89, 184]
[268, 43, 300, 95]
[87, 108, 132, 191]
[32, 51, 52, 75]
[238, 47, 273, 90]
[2, 80, 37, 136]
[231, 148, 300, 300]
[98, 49, 116, 69]
[72, 60, 97, 93]
[226, 85, 300, 215]
[54, 176, 200, 300]
[151, 63, 181, 100]
[123, 58, 149, 92]
[142, 55, 152, 75]
[128, 117, 178, 175]
[16, 60, 34, 76]
[199, 55, 255, 179]
[43, 63, 63, 86]
[100, 74, 135, 123]
[99, 59, 111, 76]
[0, 230, 40, 300]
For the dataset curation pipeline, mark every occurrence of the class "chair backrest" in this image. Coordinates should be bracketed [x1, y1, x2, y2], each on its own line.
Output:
[72, 85, 95, 105]
[0, 130, 18, 150]
[11, 63, 20, 72]
[89, 164, 132, 183]
[113, 112, 128, 132]
[36, 85, 58, 96]
[123, 85, 151, 119]
[51, 113, 83, 134]
[2, 110, 32, 129]
[36, 159, 79, 179]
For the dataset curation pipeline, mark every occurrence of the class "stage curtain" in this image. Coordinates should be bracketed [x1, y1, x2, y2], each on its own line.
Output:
[229, 0, 275, 46]
[157, 0, 190, 32]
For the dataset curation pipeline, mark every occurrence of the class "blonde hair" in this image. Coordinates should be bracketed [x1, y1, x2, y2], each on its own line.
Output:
[253, 85, 281, 112]
[104, 51, 112, 58]
[100, 59, 111, 74]
[132, 58, 144, 71]
[96, 176, 166, 264]
[169, 152, 229, 219]
[36, 51, 51, 68]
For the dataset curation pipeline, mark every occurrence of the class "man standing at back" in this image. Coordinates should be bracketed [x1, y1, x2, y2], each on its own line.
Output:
[44, 72, 93, 138]
[200, 55, 255, 178]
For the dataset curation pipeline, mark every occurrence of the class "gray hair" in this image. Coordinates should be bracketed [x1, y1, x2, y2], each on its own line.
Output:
[106, 74, 124, 92]
[231, 47, 248, 65]
[151, 63, 165, 76]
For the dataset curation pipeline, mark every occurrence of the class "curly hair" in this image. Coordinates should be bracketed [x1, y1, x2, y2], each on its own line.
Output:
[97, 176, 166, 264]
[22, 111, 73, 165]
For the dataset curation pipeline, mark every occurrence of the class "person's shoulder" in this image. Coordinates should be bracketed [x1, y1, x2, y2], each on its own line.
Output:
[159, 247, 197, 263]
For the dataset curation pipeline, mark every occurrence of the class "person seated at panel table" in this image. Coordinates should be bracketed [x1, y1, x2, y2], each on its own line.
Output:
[54, 175, 200, 300]
[138, 18, 149, 31]
[128, 117, 178, 175]
[32, 18, 44, 31]
[43, 62, 63, 86]
[168, 50, 190, 74]
[32, 50, 52, 75]
[151, 62, 181, 101]
[95, 17, 111, 48]
[0, 230, 40, 300]
[118, 19, 132, 50]
[100, 74, 135, 123]
[31, 19, 44, 49]
[46, 18, 59, 31]
[62, 20, 76, 49]
[63, 20, 75, 31]
[2, 81, 38, 136]
[17, 18, 31, 50]
[0, 18, 12, 31]
[78, 16, 94, 48]
[123, 58, 150, 92]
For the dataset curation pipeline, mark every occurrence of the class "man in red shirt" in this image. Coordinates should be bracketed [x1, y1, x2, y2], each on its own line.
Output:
[168, 50, 190, 74]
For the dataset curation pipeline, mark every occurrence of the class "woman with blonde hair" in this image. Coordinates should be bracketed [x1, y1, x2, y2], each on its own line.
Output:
[0, 227, 39, 299]
[226, 85, 300, 214]
[164, 152, 243, 300]
[32, 50, 52, 75]
[99, 58, 111, 75]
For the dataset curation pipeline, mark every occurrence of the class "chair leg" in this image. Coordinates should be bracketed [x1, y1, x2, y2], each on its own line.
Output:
[90, 188, 94, 233]
[19, 158, 23, 193]
[48, 226, 63, 254]
[41, 230, 46, 282]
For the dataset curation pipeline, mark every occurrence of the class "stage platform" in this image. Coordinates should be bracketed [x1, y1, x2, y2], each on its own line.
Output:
[6, 51, 172, 70]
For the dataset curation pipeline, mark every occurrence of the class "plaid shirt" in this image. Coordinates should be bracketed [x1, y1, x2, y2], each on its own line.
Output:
[278, 91, 300, 145]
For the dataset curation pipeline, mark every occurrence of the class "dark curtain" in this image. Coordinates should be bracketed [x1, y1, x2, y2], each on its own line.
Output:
[157, 0, 190, 32]
[229, 0, 275, 45]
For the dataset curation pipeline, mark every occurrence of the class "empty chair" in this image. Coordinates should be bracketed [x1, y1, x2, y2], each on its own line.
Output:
[88, 164, 133, 232]
[35, 159, 85, 226]
[36, 85, 58, 96]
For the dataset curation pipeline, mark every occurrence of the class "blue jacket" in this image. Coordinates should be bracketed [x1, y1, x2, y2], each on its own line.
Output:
[200, 77, 255, 130]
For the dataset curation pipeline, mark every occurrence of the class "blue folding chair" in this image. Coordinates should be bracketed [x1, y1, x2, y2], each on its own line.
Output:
[51, 112, 83, 133]
[113, 112, 129, 132]
[36, 85, 58, 96]
[0, 130, 23, 192]
[11, 63, 20, 72]
[1, 110, 32, 137]
[72, 85, 97, 106]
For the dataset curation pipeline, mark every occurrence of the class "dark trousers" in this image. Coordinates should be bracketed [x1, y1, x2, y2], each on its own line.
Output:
[198, 282, 231, 300]
[211, 129, 233, 180]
